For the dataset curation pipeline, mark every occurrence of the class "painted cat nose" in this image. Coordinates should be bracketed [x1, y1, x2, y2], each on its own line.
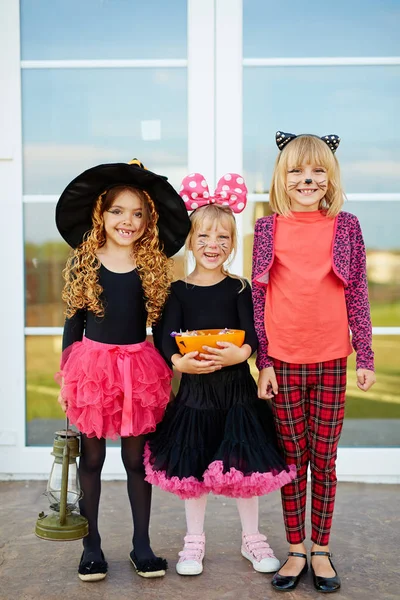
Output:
[304, 178, 313, 184]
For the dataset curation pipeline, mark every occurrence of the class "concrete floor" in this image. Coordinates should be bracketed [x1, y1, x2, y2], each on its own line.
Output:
[0, 481, 399, 600]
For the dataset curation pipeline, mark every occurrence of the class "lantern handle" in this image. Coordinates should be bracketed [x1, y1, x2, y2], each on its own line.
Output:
[59, 417, 71, 526]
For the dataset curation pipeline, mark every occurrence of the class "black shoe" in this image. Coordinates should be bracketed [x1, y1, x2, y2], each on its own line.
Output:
[78, 550, 108, 582]
[271, 552, 308, 592]
[129, 550, 168, 578]
[310, 551, 341, 593]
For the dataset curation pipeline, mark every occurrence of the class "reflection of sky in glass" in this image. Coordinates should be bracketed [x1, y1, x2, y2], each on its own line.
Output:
[26, 200, 399, 252]
[20, 0, 187, 59]
[243, 0, 400, 57]
[24, 204, 61, 244]
[343, 201, 399, 251]
[243, 66, 400, 194]
[22, 68, 188, 193]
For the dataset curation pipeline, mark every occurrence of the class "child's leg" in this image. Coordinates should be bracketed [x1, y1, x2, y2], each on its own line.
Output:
[236, 497, 259, 534]
[176, 496, 208, 576]
[271, 360, 309, 576]
[121, 435, 156, 560]
[271, 362, 309, 545]
[308, 358, 347, 580]
[79, 434, 106, 562]
[237, 497, 280, 573]
[185, 496, 208, 534]
[308, 358, 347, 547]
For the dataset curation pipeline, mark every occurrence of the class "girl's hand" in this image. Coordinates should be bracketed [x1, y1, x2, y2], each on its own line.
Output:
[356, 368, 376, 391]
[199, 342, 252, 367]
[57, 391, 68, 413]
[257, 366, 278, 400]
[171, 352, 221, 375]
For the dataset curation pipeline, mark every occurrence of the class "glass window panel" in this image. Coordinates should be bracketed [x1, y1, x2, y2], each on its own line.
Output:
[22, 68, 188, 194]
[345, 201, 400, 327]
[26, 335, 64, 446]
[24, 204, 70, 327]
[243, 201, 400, 326]
[340, 336, 400, 447]
[29, 334, 400, 447]
[243, 0, 400, 58]
[20, 0, 187, 60]
[243, 66, 400, 194]
[26, 336, 400, 447]
[248, 335, 400, 448]
[24, 203, 186, 327]
[26, 334, 182, 446]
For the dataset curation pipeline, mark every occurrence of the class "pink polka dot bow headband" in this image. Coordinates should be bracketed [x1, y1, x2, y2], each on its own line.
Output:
[179, 173, 248, 214]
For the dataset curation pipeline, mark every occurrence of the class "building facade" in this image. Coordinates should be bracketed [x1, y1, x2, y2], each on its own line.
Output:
[1, 0, 399, 480]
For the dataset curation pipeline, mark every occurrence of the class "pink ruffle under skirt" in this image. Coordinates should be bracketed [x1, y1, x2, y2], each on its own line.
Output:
[144, 444, 297, 499]
[57, 337, 172, 439]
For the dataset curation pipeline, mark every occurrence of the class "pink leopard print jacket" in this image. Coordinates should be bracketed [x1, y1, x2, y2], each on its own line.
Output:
[251, 211, 374, 371]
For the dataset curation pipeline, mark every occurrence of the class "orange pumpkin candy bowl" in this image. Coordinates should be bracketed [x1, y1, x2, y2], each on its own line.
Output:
[173, 328, 245, 357]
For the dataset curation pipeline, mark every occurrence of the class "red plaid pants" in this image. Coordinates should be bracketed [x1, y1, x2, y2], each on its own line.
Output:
[271, 358, 347, 545]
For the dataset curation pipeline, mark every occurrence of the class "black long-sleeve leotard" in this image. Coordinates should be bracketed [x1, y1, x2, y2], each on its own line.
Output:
[159, 276, 258, 364]
[62, 265, 150, 351]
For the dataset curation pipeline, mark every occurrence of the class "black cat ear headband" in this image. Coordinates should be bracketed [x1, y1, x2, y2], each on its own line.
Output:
[275, 132, 341, 154]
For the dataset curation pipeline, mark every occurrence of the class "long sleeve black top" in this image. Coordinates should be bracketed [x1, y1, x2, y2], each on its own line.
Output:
[62, 265, 148, 351]
[159, 277, 258, 364]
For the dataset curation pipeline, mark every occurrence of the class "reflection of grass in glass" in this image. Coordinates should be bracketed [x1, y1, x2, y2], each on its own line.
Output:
[346, 336, 400, 417]
[370, 301, 400, 327]
[26, 336, 400, 422]
[26, 336, 64, 421]
[249, 336, 400, 420]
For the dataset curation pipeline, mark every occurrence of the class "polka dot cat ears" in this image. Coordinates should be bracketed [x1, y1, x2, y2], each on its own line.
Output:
[180, 173, 248, 214]
[275, 131, 341, 154]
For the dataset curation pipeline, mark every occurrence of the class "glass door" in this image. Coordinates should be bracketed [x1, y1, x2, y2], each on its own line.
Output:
[240, 0, 400, 480]
[1, 0, 216, 477]
[1, 0, 398, 480]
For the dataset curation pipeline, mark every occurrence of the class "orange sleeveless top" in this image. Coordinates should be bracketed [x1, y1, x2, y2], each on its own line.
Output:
[265, 210, 352, 364]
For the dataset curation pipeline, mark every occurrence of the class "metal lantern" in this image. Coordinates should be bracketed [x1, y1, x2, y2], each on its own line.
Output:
[35, 420, 88, 541]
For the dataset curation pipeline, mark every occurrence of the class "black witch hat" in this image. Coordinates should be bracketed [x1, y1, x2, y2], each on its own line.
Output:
[56, 159, 191, 257]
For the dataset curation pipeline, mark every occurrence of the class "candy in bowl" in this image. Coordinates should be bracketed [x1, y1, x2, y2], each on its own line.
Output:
[172, 328, 245, 356]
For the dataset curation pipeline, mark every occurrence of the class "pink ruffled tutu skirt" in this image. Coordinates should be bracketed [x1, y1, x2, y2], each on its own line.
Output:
[58, 337, 172, 439]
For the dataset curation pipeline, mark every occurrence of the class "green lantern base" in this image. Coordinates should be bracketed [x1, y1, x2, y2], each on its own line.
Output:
[35, 511, 89, 541]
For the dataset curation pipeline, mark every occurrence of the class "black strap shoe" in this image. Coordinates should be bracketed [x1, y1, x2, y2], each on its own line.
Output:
[310, 551, 341, 593]
[78, 550, 108, 582]
[271, 552, 308, 592]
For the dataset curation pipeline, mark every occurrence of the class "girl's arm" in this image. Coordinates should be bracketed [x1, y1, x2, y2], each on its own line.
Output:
[236, 281, 258, 354]
[57, 308, 85, 412]
[159, 287, 184, 367]
[345, 216, 374, 372]
[252, 220, 273, 370]
[60, 309, 86, 368]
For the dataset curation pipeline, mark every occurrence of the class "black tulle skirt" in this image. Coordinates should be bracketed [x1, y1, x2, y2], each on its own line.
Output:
[144, 362, 296, 499]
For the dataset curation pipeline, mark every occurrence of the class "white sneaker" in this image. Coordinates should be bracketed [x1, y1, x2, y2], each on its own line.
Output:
[176, 533, 205, 576]
[241, 532, 281, 573]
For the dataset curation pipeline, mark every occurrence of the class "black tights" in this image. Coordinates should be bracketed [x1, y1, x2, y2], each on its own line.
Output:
[79, 434, 155, 561]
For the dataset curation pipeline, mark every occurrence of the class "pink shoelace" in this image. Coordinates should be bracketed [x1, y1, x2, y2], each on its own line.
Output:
[242, 533, 276, 562]
[178, 533, 205, 563]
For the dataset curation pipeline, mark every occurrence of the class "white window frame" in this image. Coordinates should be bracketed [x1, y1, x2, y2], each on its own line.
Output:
[218, 0, 400, 483]
[1, 0, 399, 481]
[0, 0, 216, 479]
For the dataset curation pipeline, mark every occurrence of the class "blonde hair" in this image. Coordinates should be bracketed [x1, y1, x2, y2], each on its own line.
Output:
[269, 135, 344, 217]
[185, 204, 246, 291]
[62, 185, 173, 326]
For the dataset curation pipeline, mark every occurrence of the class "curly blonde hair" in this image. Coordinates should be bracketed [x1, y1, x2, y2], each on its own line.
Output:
[269, 135, 344, 217]
[62, 185, 173, 325]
